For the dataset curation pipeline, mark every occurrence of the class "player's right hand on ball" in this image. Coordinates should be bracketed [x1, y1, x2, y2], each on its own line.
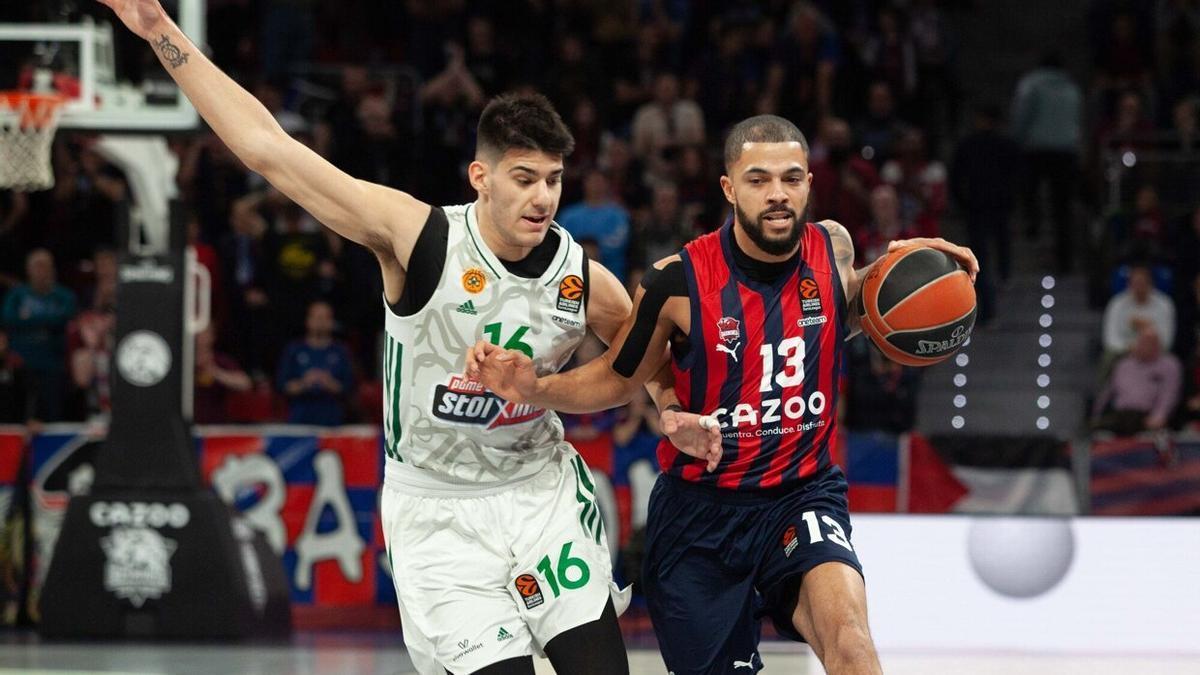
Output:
[466, 340, 539, 404]
[661, 409, 722, 472]
[96, 0, 168, 41]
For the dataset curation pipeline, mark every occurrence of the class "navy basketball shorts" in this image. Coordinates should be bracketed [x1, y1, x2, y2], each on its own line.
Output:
[641, 466, 863, 675]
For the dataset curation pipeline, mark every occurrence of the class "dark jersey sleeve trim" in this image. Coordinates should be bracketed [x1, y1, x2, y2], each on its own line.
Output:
[611, 260, 687, 378]
[581, 243, 591, 313]
[392, 206, 449, 317]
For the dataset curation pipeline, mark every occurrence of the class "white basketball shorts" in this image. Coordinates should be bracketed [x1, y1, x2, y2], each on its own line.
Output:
[381, 446, 631, 674]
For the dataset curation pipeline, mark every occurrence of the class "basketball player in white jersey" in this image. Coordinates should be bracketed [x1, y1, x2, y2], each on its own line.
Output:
[96, 2, 716, 672]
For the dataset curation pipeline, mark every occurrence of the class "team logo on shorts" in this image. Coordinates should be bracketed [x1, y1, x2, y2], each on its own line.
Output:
[515, 574, 544, 609]
[556, 275, 584, 313]
[462, 268, 487, 294]
[782, 525, 799, 558]
[716, 316, 741, 362]
[799, 277, 823, 315]
[432, 375, 545, 428]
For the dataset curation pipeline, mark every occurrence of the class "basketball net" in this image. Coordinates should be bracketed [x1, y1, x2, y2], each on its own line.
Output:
[0, 92, 65, 191]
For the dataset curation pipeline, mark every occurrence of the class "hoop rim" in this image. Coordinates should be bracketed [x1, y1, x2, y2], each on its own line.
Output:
[0, 91, 67, 129]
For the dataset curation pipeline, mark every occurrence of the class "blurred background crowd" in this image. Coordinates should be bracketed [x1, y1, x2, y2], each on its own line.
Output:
[0, 0, 1197, 447]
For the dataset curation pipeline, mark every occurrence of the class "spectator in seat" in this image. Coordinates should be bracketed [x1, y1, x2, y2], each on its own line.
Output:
[632, 183, 693, 288]
[79, 246, 118, 311]
[631, 72, 706, 183]
[277, 300, 354, 426]
[557, 169, 632, 284]
[1093, 327, 1182, 435]
[855, 185, 916, 267]
[1108, 185, 1168, 262]
[220, 192, 274, 375]
[881, 128, 948, 237]
[0, 327, 33, 425]
[809, 117, 880, 234]
[194, 325, 252, 424]
[1, 249, 77, 421]
[68, 279, 116, 422]
[855, 81, 908, 167]
[1170, 96, 1199, 153]
[1102, 264, 1176, 358]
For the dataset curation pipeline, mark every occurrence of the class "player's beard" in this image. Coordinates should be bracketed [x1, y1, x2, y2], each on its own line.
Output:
[735, 203, 801, 256]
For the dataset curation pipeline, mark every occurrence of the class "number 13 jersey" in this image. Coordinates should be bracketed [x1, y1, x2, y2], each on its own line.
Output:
[383, 203, 589, 484]
[660, 222, 847, 491]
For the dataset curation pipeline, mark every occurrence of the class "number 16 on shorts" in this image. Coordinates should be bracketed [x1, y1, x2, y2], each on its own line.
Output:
[513, 541, 591, 610]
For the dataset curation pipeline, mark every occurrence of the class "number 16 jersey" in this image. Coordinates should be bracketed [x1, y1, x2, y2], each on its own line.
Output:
[383, 203, 589, 485]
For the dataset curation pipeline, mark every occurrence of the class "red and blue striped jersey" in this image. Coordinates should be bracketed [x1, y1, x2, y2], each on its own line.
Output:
[657, 222, 847, 490]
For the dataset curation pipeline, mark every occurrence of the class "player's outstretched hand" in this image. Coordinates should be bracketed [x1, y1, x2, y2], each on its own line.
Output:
[661, 409, 722, 472]
[888, 237, 980, 283]
[96, 0, 168, 41]
[466, 340, 539, 404]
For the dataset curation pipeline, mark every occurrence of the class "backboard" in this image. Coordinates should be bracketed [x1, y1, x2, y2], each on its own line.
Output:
[0, 0, 206, 132]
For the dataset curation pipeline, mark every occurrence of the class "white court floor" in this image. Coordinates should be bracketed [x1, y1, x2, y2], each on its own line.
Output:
[1, 632, 1199, 674]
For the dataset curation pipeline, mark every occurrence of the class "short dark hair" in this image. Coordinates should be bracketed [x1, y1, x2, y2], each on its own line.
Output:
[723, 115, 809, 169]
[476, 93, 575, 161]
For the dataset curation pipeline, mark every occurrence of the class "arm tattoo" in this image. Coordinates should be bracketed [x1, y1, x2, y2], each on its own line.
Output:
[155, 35, 190, 69]
[825, 221, 856, 272]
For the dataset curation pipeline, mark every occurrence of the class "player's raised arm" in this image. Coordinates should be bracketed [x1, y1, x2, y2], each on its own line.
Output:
[96, 0, 428, 261]
[818, 219, 979, 336]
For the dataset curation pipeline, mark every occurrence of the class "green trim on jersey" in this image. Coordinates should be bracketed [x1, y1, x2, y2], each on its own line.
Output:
[463, 203, 502, 278]
[384, 334, 404, 462]
[570, 455, 603, 545]
[544, 229, 572, 287]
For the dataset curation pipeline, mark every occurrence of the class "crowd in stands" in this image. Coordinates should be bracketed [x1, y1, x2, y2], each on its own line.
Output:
[1083, 1, 1200, 435]
[0, 0, 1197, 439]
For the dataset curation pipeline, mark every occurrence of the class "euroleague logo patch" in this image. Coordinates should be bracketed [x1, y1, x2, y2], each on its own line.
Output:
[556, 274, 584, 313]
[782, 525, 799, 558]
[462, 268, 487, 294]
[515, 574, 545, 609]
[799, 277, 823, 315]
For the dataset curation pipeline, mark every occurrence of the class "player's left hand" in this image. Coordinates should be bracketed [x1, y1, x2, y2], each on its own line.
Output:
[466, 340, 539, 404]
[661, 408, 722, 472]
[888, 237, 979, 283]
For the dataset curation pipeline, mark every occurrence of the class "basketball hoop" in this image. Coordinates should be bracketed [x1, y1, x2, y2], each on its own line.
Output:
[0, 92, 66, 191]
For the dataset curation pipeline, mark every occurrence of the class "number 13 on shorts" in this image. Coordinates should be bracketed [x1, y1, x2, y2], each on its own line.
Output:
[512, 541, 592, 611]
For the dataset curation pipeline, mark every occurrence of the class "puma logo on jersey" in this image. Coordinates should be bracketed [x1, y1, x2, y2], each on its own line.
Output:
[716, 341, 740, 362]
[432, 375, 545, 429]
[733, 652, 758, 669]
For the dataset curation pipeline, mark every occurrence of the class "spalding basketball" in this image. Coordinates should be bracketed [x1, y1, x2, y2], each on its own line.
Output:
[859, 246, 976, 367]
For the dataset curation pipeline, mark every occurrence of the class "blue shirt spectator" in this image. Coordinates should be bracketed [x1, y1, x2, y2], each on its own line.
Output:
[276, 301, 354, 426]
[1, 249, 77, 421]
[557, 170, 631, 283]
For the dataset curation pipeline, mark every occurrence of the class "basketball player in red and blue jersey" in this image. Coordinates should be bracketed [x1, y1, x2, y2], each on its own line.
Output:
[469, 115, 978, 674]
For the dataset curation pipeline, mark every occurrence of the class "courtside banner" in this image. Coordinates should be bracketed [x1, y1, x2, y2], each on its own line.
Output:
[1090, 436, 1200, 515]
[0, 425, 26, 625]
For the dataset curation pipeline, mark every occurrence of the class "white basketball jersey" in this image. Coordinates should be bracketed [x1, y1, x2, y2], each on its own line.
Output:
[382, 203, 590, 484]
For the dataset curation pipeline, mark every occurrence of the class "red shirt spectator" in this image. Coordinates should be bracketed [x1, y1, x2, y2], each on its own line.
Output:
[809, 118, 880, 235]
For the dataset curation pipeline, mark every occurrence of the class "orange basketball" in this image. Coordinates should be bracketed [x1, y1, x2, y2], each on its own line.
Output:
[859, 246, 976, 367]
